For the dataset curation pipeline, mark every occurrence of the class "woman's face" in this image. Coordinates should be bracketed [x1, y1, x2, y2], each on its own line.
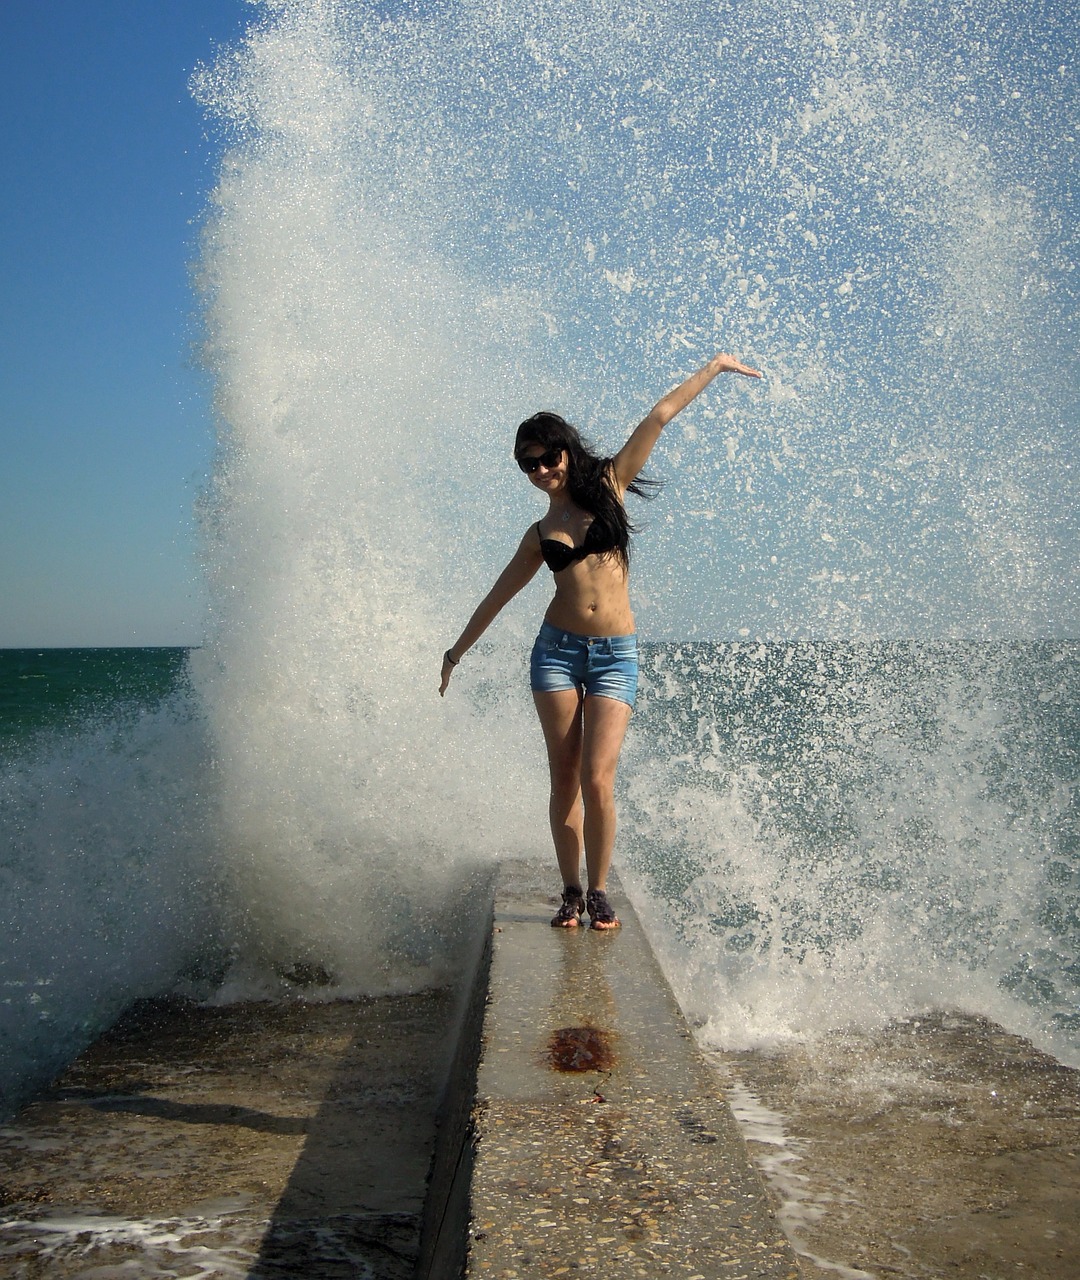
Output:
[518, 445, 568, 494]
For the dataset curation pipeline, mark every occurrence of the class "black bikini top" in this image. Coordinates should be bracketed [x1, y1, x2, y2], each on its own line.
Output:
[535, 520, 615, 573]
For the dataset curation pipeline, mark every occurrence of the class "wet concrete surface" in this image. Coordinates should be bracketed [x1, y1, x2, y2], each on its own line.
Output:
[711, 1013, 1080, 1280]
[0, 991, 457, 1278]
[11, 861, 1000, 1279]
[464, 862, 800, 1279]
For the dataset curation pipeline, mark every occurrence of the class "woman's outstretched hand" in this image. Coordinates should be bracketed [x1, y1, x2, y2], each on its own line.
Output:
[613, 350, 763, 488]
[711, 352, 762, 379]
[439, 651, 456, 696]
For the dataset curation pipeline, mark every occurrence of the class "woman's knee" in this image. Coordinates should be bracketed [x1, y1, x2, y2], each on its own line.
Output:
[580, 767, 616, 810]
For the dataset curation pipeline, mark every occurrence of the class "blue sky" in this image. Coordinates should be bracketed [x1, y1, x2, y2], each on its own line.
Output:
[1, 2, 251, 647]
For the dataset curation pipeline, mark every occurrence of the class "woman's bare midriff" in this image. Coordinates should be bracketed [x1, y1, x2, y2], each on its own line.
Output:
[542, 556, 635, 636]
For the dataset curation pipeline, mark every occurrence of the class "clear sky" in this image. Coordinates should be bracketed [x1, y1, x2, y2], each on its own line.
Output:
[1, 1, 251, 648]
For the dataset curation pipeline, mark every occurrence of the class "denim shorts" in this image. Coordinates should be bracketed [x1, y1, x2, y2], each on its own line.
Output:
[529, 622, 639, 708]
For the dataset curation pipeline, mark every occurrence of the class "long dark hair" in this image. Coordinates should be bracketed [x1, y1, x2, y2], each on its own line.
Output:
[514, 412, 659, 566]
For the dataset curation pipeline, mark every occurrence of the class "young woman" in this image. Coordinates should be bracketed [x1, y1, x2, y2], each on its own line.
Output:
[439, 352, 761, 928]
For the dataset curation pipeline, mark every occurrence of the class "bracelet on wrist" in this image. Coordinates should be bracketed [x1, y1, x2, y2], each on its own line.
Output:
[444, 649, 459, 666]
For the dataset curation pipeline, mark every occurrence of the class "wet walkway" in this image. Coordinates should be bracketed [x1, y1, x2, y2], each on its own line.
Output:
[0, 992, 456, 1278]
[0, 861, 798, 1279]
[428, 861, 800, 1279]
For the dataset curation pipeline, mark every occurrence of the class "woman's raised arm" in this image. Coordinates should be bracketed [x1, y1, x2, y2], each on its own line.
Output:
[612, 352, 761, 492]
[439, 527, 544, 695]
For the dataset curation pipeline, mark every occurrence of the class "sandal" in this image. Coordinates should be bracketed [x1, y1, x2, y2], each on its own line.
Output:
[586, 887, 621, 930]
[551, 885, 585, 928]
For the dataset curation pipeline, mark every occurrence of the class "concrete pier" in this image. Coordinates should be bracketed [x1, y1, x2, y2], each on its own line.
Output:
[432, 862, 799, 1279]
[0, 862, 798, 1278]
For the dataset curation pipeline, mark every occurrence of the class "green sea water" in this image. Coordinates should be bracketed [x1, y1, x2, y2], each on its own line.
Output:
[0, 648, 190, 754]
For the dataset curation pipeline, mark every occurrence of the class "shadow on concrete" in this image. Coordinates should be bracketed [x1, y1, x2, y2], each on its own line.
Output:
[243, 1004, 450, 1280]
[249, 871, 497, 1280]
[50, 1089, 309, 1135]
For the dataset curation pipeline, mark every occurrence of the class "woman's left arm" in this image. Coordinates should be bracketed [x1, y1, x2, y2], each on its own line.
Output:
[612, 352, 761, 492]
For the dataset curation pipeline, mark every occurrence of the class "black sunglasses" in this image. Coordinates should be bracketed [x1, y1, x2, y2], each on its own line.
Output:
[517, 448, 563, 474]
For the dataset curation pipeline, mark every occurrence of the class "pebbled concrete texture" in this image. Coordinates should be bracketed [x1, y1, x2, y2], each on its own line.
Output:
[463, 862, 800, 1279]
[0, 992, 460, 1279]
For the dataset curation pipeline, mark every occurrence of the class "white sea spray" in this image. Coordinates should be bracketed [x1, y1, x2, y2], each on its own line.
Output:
[3, 0, 1075, 1116]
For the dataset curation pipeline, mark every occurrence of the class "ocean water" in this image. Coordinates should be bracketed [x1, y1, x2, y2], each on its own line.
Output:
[0, 650, 217, 1116]
[2, 641, 1077, 1122]
[0, 649, 188, 755]
[624, 639, 1080, 1059]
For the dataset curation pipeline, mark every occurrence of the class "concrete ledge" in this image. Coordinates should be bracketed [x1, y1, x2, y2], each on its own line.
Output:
[416, 886, 494, 1278]
[457, 861, 800, 1279]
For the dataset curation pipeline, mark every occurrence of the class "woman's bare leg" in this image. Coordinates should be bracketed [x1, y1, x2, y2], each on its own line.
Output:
[579, 694, 633, 894]
[532, 688, 585, 888]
